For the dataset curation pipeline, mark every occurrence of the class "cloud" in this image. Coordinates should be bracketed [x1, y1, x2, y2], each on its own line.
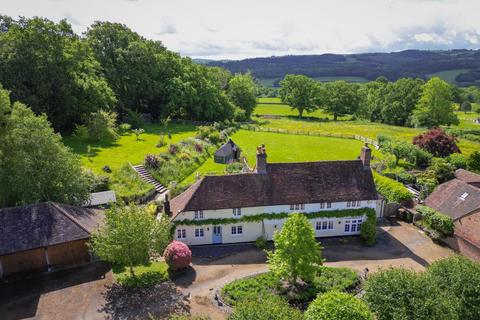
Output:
[156, 23, 177, 35]
[63, 12, 82, 26]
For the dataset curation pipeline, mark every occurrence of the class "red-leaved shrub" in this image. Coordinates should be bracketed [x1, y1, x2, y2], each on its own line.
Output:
[163, 240, 192, 270]
[413, 127, 460, 158]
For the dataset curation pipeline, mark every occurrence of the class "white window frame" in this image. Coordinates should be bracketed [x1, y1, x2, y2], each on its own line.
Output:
[347, 201, 351, 208]
[231, 225, 243, 236]
[316, 220, 334, 231]
[344, 220, 351, 232]
[177, 229, 186, 239]
[327, 202, 332, 208]
[320, 202, 325, 209]
[357, 200, 361, 207]
[290, 204, 295, 210]
[233, 208, 242, 217]
[194, 228, 204, 238]
[194, 210, 204, 220]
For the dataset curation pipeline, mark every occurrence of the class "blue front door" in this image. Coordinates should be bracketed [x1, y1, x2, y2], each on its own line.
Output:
[212, 226, 222, 244]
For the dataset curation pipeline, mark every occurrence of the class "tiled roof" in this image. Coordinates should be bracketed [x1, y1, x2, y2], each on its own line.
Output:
[425, 178, 480, 220]
[0, 202, 104, 256]
[170, 159, 377, 218]
[455, 169, 480, 187]
[214, 139, 240, 157]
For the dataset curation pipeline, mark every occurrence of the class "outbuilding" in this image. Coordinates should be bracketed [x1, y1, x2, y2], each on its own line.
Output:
[214, 139, 241, 163]
[0, 202, 104, 278]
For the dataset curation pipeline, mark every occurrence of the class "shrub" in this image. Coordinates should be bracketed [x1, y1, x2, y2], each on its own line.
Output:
[73, 124, 89, 141]
[113, 261, 169, 287]
[413, 148, 433, 167]
[222, 272, 278, 305]
[226, 162, 244, 174]
[196, 126, 223, 145]
[313, 267, 360, 294]
[118, 123, 132, 134]
[413, 127, 461, 158]
[396, 170, 415, 184]
[373, 173, 412, 203]
[467, 151, 480, 172]
[126, 108, 144, 129]
[168, 143, 178, 155]
[144, 154, 160, 169]
[255, 236, 267, 249]
[416, 175, 438, 199]
[360, 210, 376, 245]
[448, 153, 467, 169]
[229, 294, 303, 320]
[86, 110, 118, 142]
[84, 169, 110, 192]
[163, 241, 192, 271]
[426, 158, 455, 183]
[427, 256, 480, 320]
[416, 205, 454, 237]
[305, 291, 373, 320]
[109, 164, 154, 202]
[364, 267, 458, 320]
[132, 128, 145, 140]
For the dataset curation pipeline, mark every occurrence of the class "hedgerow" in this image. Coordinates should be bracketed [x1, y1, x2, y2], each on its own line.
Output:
[373, 172, 412, 203]
[360, 210, 377, 245]
[415, 205, 454, 237]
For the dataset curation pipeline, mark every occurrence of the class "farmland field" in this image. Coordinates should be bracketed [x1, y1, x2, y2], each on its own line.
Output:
[427, 69, 469, 83]
[63, 123, 196, 173]
[181, 129, 379, 184]
[258, 76, 369, 87]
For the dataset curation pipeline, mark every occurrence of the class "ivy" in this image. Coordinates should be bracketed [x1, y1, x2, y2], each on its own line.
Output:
[173, 208, 376, 226]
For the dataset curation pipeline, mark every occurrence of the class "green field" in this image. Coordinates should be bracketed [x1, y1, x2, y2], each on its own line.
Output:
[255, 98, 350, 120]
[63, 123, 196, 173]
[258, 76, 368, 87]
[427, 69, 469, 83]
[182, 129, 377, 184]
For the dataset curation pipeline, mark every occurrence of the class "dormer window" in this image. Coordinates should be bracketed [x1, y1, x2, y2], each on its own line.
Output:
[194, 210, 204, 219]
[233, 208, 242, 217]
[460, 192, 469, 200]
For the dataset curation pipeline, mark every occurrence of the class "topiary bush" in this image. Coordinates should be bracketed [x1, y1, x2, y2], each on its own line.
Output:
[305, 291, 373, 320]
[163, 240, 192, 271]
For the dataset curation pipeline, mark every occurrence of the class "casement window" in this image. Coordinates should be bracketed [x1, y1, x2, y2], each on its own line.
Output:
[233, 208, 242, 217]
[320, 202, 325, 209]
[347, 201, 351, 207]
[290, 204, 295, 210]
[177, 229, 186, 239]
[231, 225, 243, 235]
[290, 204, 305, 211]
[356, 200, 361, 207]
[194, 210, 204, 219]
[344, 219, 363, 233]
[326, 202, 331, 208]
[316, 220, 334, 231]
[194, 228, 204, 238]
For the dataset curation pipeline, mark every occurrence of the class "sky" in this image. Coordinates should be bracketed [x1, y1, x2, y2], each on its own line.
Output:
[2, 0, 480, 60]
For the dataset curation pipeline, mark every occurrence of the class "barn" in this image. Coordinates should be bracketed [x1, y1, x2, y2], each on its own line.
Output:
[0, 202, 104, 278]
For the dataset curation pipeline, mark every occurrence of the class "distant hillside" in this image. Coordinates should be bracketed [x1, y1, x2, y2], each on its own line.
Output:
[207, 50, 480, 87]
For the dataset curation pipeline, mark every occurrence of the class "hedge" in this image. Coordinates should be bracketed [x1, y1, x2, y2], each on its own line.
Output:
[173, 208, 376, 226]
[415, 205, 454, 237]
[373, 172, 412, 203]
[360, 210, 377, 245]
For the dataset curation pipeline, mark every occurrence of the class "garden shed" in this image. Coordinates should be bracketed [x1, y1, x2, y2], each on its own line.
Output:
[0, 202, 104, 278]
[214, 139, 241, 163]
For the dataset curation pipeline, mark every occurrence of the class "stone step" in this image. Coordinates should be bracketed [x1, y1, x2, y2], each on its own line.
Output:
[131, 164, 168, 195]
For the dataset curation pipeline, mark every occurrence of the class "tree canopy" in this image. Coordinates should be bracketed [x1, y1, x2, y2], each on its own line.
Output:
[321, 80, 360, 120]
[279, 74, 320, 118]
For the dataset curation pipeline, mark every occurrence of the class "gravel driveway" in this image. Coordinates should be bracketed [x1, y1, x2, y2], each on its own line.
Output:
[0, 220, 453, 320]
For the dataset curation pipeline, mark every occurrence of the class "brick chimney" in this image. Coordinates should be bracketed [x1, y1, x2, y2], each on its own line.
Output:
[360, 143, 371, 167]
[163, 193, 171, 216]
[255, 144, 267, 174]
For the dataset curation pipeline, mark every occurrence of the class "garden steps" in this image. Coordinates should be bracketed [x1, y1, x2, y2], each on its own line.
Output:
[131, 164, 168, 194]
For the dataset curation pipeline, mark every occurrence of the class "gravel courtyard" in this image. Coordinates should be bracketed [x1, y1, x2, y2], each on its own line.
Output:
[0, 221, 453, 320]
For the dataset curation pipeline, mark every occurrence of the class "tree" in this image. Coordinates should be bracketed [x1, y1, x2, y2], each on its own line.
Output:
[461, 101, 472, 113]
[379, 137, 415, 165]
[413, 127, 460, 158]
[132, 128, 145, 140]
[279, 74, 320, 118]
[381, 78, 424, 126]
[467, 151, 480, 172]
[268, 213, 323, 283]
[364, 267, 459, 320]
[0, 83, 11, 134]
[228, 73, 257, 118]
[412, 77, 459, 127]
[322, 81, 360, 120]
[229, 295, 302, 320]
[305, 291, 374, 320]
[0, 101, 90, 207]
[425, 158, 455, 183]
[86, 110, 118, 142]
[0, 16, 116, 131]
[90, 202, 171, 277]
[426, 256, 480, 320]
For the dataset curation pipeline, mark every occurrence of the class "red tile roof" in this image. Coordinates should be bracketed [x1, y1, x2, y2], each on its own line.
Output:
[170, 160, 377, 218]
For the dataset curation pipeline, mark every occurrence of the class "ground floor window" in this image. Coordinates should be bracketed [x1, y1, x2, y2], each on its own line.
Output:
[194, 228, 204, 238]
[316, 220, 334, 231]
[231, 225, 243, 235]
[177, 229, 186, 239]
[345, 219, 363, 232]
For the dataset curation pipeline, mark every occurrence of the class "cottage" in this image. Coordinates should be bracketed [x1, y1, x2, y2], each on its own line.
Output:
[214, 139, 241, 163]
[425, 169, 480, 261]
[0, 202, 103, 277]
[167, 144, 382, 245]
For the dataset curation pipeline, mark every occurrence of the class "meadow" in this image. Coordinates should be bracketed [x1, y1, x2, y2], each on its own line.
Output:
[63, 123, 196, 173]
[426, 69, 469, 83]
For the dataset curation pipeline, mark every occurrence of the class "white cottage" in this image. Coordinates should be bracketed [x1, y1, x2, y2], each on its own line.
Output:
[167, 144, 381, 246]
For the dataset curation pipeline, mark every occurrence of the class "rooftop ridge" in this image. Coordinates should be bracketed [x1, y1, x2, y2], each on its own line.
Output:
[49, 202, 92, 235]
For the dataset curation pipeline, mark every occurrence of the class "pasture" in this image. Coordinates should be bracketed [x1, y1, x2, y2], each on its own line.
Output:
[426, 69, 469, 83]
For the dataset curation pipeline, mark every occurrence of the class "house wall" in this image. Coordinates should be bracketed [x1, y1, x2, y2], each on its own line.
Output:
[0, 247, 47, 277]
[449, 210, 480, 261]
[173, 200, 376, 245]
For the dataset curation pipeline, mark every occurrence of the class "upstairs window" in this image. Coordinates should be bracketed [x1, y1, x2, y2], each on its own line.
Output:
[290, 204, 305, 211]
[347, 201, 351, 207]
[326, 202, 332, 208]
[233, 208, 242, 217]
[320, 203, 325, 209]
[194, 210, 204, 219]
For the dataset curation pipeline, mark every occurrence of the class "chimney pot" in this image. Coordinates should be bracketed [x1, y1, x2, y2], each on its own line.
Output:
[360, 143, 371, 167]
[255, 144, 268, 174]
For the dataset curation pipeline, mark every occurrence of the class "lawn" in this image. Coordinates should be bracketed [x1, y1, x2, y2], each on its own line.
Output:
[182, 129, 378, 184]
[112, 261, 169, 287]
[63, 123, 196, 173]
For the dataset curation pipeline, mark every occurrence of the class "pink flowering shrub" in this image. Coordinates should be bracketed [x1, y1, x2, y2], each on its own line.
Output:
[163, 240, 192, 270]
